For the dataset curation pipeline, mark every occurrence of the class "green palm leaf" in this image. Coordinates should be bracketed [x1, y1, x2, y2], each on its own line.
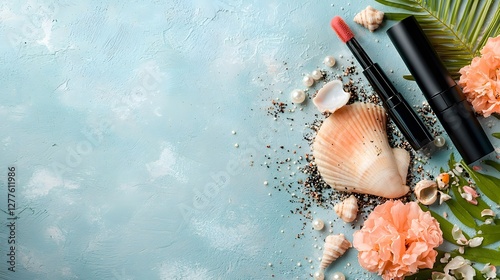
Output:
[376, 0, 500, 79]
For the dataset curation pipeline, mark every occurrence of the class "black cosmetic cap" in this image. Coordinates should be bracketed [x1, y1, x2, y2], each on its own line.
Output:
[386, 16, 455, 99]
[387, 16, 494, 164]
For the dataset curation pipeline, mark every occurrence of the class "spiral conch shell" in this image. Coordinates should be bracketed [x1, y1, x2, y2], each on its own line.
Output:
[313, 102, 410, 198]
[334, 195, 358, 223]
[320, 234, 351, 270]
[354, 6, 384, 32]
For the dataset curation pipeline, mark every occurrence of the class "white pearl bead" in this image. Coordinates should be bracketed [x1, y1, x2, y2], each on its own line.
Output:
[434, 136, 446, 148]
[311, 69, 323, 80]
[332, 272, 345, 280]
[290, 89, 307, 104]
[312, 219, 324, 230]
[302, 75, 314, 87]
[313, 270, 325, 280]
[323, 56, 336, 67]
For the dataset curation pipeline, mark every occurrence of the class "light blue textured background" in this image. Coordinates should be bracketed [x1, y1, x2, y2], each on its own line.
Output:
[0, 0, 499, 279]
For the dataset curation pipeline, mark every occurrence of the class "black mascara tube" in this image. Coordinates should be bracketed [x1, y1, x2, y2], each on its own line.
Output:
[387, 16, 494, 164]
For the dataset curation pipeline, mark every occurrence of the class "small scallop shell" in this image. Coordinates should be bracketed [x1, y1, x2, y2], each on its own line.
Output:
[415, 180, 438, 205]
[312, 80, 350, 113]
[334, 195, 358, 223]
[320, 234, 351, 270]
[354, 6, 384, 32]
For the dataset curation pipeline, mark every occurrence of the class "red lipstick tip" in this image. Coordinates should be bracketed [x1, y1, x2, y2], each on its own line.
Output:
[331, 16, 354, 43]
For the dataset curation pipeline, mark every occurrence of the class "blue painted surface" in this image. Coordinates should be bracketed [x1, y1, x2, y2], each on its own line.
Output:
[0, 0, 499, 279]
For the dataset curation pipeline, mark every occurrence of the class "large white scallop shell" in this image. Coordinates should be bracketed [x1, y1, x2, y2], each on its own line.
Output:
[313, 102, 410, 198]
[354, 6, 384, 32]
[334, 195, 358, 223]
[320, 234, 351, 270]
[313, 80, 350, 113]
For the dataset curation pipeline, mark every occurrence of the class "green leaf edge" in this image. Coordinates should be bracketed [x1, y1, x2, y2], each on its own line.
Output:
[461, 161, 500, 204]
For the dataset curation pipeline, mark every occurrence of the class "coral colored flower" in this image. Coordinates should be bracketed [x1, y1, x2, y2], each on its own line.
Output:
[458, 35, 500, 117]
[353, 201, 443, 280]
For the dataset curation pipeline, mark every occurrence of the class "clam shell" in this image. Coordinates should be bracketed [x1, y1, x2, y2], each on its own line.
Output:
[313, 80, 350, 113]
[320, 234, 351, 270]
[334, 195, 358, 223]
[415, 180, 438, 205]
[354, 6, 384, 32]
[313, 103, 410, 198]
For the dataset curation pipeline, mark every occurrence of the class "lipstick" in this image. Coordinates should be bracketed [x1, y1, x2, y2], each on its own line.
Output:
[387, 16, 494, 164]
[330, 16, 434, 151]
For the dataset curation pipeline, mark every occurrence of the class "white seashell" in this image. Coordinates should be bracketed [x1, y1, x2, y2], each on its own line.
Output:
[439, 191, 452, 205]
[354, 6, 384, 32]
[334, 195, 358, 223]
[320, 234, 351, 270]
[313, 103, 410, 198]
[481, 209, 495, 217]
[313, 80, 350, 113]
[415, 180, 438, 205]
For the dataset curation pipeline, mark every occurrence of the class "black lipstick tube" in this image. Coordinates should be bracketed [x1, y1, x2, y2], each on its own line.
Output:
[387, 16, 494, 164]
[346, 38, 434, 151]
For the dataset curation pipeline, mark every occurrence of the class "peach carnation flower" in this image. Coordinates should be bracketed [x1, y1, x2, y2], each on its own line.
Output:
[458, 35, 500, 117]
[353, 201, 443, 280]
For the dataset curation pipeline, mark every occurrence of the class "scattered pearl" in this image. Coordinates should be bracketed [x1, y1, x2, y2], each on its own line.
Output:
[323, 56, 336, 67]
[234, 143, 239, 148]
[311, 69, 324, 80]
[290, 89, 307, 104]
[312, 219, 325, 230]
[268, 193, 272, 196]
[231, 130, 236, 135]
[263, 181, 268, 186]
[268, 262, 273, 267]
[434, 136, 446, 148]
[332, 272, 345, 280]
[297, 262, 301, 267]
[313, 270, 325, 280]
[303, 75, 314, 87]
